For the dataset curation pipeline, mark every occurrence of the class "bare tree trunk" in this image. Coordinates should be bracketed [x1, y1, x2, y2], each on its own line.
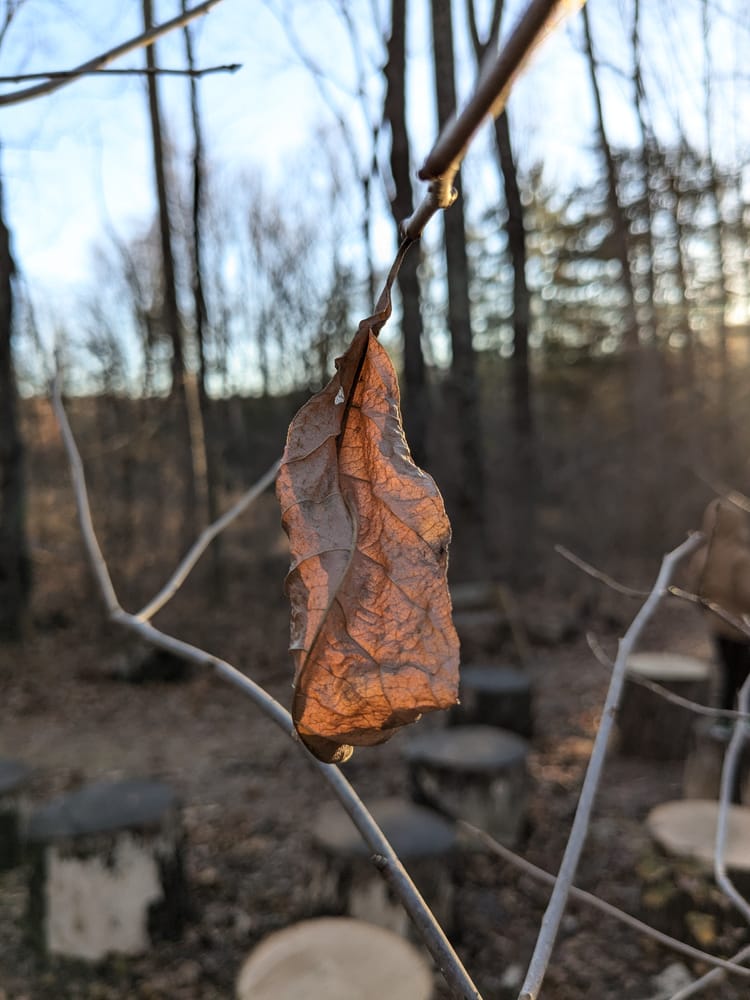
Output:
[142, 0, 198, 544]
[701, 0, 730, 378]
[429, 0, 485, 562]
[384, 0, 427, 466]
[466, 0, 536, 585]
[0, 173, 30, 641]
[581, 4, 638, 350]
[631, 0, 657, 341]
[182, 5, 223, 591]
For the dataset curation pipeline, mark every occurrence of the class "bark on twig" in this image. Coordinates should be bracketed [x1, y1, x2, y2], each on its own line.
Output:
[402, 0, 583, 239]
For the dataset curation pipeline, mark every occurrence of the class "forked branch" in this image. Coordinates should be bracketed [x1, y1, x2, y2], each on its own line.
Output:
[517, 532, 704, 1000]
[50, 377, 481, 1000]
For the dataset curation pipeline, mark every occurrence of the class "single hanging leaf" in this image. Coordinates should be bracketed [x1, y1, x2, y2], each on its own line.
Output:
[276, 259, 459, 763]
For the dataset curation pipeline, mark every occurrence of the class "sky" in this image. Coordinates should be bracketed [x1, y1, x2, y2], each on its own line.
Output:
[0, 0, 746, 355]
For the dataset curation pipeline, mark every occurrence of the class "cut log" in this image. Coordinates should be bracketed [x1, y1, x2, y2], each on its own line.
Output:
[311, 796, 456, 938]
[235, 917, 434, 1000]
[683, 716, 750, 804]
[26, 779, 187, 960]
[450, 664, 533, 737]
[452, 608, 508, 660]
[0, 758, 30, 870]
[640, 799, 750, 948]
[403, 725, 530, 847]
[449, 581, 500, 612]
[617, 652, 712, 759]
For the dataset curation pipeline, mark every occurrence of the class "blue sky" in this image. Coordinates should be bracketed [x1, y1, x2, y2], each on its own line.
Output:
[0, 0, 744, 339]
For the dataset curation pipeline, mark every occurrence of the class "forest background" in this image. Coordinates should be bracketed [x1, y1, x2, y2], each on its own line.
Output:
[2, 0, 750, 638]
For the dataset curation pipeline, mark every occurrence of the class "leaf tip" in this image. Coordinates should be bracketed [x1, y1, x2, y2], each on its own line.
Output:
[298, 729, 355, 764]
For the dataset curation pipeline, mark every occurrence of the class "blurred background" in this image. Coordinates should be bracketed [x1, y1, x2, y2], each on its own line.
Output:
[3, 0, 750, 633]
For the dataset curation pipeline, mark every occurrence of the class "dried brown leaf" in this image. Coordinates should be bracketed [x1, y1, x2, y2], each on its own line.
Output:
[276, 276, 459, 763]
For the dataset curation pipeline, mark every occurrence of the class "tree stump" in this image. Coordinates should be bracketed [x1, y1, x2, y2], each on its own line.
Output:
[617, 652, 712, 759]
[403, 725, 530, 847]
[640, 799, 750, 949]
[450, 664, 533, 738]
[0, 759, 30, 870]
[683, 716, 750, 804]
[26, 779, 187, 960]
[450, 581, 499, 612]
[452, 609, 508, 660]
[235, 917, 434, 1000]
[311, 797, 457, 938]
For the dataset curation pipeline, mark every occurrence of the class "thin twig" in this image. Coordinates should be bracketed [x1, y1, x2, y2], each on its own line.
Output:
[585, 631, 750, 723]
[669, 585, 750, 640]
[0, 0, 225, 106]
[0, 63, 240, 82]
[693, 470, 750, 514]
[555, 543, 648, 598]
[136, 460, 281, 621]
[50, 379, 481, 1000]
[457, 821, 750, 982]
[517, 533, 705, 1000]
[402, 0, 583, 238]
[714, 675, 750, 924]
[669, 943, 750, 999]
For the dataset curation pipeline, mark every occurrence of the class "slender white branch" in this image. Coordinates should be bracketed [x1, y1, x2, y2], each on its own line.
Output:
[136, 459, 281, 621]
[51, 376, 121, 616]
[458, 821, 750, 982]
[714, 675, 750, 924]
[0, 0, 225, 106]
[517, 533, 705, 1000]
[669, 942, 750, 999]
[51, 382, 481, 1000]
[555, 543, 648, 598]
[585, 631, 750, 723]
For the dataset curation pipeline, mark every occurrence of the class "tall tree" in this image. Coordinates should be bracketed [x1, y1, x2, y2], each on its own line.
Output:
[0, 169, 30, 640]
[581, 4, 638, 351]
[384, 0, 427, 466]
[429, 0, 485, 553]
[466, 0, 536, 584]
[629, 0, 657, 340]
[182, 5, 222, 585]
[142, 0, 198, 540]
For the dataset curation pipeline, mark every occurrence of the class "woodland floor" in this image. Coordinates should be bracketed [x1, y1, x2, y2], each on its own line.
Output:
[0, 492, 747, 1000]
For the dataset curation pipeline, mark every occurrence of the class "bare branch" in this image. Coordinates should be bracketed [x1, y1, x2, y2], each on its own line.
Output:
[669, 585, 750, 640]
[517, 532, 705, 1000]
[714, 676, 750, 923]
[555, 543, 648, 598]
[50, 380, 481, 1000]
[0, 64, 240, 82]
[670, 943, 750, 999]
[694, 470, 750, 514]
[0, 0, 225, 106]
[50, 375, 121, 617]
[136, 460, 281, 622]
[585, 631, 750, 722]
[402, 0, 584, 238]
[458, 821, 750, 982]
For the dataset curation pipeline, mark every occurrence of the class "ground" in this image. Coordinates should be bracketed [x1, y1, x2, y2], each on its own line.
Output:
[0, 493, 747, 1000]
